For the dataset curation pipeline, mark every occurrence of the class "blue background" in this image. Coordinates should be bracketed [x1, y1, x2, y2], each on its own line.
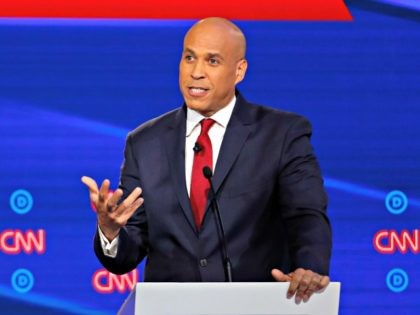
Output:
[0, 1, 419, 314]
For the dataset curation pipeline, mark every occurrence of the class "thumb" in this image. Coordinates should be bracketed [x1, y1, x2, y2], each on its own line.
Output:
[271, 269, 292, 282]
[81, 176, 99, 192]
[81, 176, 99, 203]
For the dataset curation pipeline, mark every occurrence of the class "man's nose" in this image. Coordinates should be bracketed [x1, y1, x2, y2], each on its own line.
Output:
[191, 60, 205, 79]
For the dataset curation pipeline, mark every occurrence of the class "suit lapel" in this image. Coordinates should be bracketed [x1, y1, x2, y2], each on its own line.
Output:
[162, 94, 255, 232]
[212, 94, 253, 195]
[162, 107, 197, 233]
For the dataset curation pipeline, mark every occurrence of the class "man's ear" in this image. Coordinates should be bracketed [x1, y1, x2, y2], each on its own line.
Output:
[235, 59, 248, 84]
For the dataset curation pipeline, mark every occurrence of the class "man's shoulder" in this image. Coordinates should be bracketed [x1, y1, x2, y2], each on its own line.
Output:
[239, 96, 310, 130]
[126, 107, 183, 140]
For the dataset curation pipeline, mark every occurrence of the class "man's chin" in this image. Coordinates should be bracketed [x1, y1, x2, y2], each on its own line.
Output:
[185, 100, 208, 111]
[185, 102, 215, 117]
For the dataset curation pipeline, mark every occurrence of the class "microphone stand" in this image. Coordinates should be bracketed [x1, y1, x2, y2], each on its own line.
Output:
[203, 166, 233, 282]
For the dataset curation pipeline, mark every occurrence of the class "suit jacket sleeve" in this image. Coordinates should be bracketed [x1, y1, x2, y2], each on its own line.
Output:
[94, 133, 149, 275]
[277, 116, 332, 276]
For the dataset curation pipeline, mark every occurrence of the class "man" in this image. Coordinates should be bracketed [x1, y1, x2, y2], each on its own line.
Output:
[82, 17, 332, 304]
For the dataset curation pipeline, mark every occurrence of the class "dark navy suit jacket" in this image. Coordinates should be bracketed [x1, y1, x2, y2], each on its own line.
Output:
[94, 92, 332, 281]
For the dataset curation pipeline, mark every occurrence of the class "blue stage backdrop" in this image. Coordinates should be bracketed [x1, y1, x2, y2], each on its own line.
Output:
[0, 2, 419, 314]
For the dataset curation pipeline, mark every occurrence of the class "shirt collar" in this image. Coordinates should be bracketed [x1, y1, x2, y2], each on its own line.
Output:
[186, 96, 236, 137]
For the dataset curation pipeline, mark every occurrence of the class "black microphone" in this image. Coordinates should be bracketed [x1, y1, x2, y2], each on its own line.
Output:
[193, 142, 202, 153]
[203, 166, 233, 282]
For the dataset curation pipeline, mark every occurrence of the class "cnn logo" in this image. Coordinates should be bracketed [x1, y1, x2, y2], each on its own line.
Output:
[0, 229, 46, 255]
[92, 268, 138, 294]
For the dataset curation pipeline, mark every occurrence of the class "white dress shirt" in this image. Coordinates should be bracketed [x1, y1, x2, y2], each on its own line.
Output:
[99, 96, 236, 258]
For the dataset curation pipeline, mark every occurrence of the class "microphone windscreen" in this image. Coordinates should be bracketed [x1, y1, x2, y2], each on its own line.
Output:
[202, 166, 212, 179]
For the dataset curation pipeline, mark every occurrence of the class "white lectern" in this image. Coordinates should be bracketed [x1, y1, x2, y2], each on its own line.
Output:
[118, 282, 340, 315]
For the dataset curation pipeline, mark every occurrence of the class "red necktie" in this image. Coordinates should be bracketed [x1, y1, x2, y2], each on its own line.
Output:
[190, 119, 215, 229]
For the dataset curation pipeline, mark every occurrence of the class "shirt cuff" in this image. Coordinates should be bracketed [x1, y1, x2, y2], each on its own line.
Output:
[98, 226, 119, 258]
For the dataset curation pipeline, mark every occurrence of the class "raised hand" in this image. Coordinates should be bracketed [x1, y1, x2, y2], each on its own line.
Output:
[81, 176, 144, 241]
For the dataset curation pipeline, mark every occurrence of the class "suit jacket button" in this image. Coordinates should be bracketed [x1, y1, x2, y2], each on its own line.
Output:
[199, 259, 208, 267]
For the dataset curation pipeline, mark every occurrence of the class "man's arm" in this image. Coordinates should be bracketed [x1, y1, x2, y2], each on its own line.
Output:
[273, 115, 332, 303]
[83, 133, 149, 274]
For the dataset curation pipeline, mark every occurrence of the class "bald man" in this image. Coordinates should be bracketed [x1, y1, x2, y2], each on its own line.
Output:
[82, 17, 332, 303]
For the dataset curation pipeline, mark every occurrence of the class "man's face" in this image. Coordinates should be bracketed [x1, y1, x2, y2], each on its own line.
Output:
[179, 24, 247, 116]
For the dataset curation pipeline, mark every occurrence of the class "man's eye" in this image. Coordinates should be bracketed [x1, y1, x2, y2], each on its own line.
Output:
[209, 58, 219, 65]
[185, 55, 194, 61]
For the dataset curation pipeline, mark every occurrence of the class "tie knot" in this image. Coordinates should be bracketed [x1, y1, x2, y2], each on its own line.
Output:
[200, 119, 215, 135]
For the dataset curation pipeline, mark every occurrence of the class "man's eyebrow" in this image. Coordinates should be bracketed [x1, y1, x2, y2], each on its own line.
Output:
[207, 53, 224, 61]
[183, 48, 224, 61]
[183, 48, 196, 55]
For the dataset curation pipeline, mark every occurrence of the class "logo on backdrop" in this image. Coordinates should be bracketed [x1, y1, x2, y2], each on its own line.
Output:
[92, 268, 138, 294]
[386, 268, 409, 293]
[0, 189, 47, 294]
[11, 268, 35, 293]
[385, 190, 408, 215]
[372, 190, 414, 293]
[10, 189, 34, 215]
[0, 229, 46, 255]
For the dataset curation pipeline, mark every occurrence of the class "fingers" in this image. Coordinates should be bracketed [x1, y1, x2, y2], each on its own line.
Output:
[97, 181, 143, 224]
[271, 269, 292, 282]
[288, 268, 305, 300]
[81, 177, 111, 213]
[81, 176, 99, 204]
[111, 187, 142, 215]
[295, 270, 314, 303]
[319, 275, 330, 290]
[98, 179, 111, 204]
[305, 275, 329, 302]
[98, 179, 128, 213]
[82, 176, 144, 240]
[81, 176, 99, 192]
[81, 176, 143, 216]
[114, 196, 144, 223]
[119, 187, 142, 210]
[106, 188, 124, 210]
[100, 194, 144, 236]
[279, 268, 330, 304]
